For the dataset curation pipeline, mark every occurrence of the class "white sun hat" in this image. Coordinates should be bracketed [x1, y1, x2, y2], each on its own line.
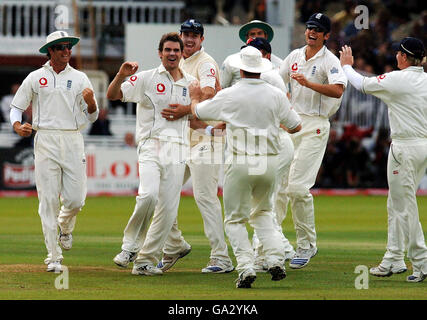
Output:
[39, 30, 80, 54]
[228, 46, 272, 73]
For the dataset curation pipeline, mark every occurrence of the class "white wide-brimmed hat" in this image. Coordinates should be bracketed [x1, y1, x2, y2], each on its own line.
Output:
[228, 46, 272, 73]
[39, 30, 80, 54]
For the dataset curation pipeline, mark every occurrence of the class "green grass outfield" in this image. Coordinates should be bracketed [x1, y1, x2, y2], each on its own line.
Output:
[0, 195, 426, 300]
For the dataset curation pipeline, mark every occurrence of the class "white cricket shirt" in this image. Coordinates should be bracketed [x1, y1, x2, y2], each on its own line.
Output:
[11, 61, 98, 130]
[362, 66, 427, 140]
[195, 78, 301, 156]
[121, 64, 195, 145]
[220, 52, 282, 88]
[179, 47, 218, 89]
[279, 45, 347, 118]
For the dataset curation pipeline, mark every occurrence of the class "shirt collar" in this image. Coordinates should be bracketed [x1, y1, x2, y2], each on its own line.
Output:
[157, 64, 191, 85]
[44, 61, 72, 73]
[401, 66, 424, 72]
[184, 47, 204, 62]
[240, 78, 265, 84]
[302, 45, 326, 61]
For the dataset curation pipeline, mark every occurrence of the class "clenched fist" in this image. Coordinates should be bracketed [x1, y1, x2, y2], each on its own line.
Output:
[118, 62, 139, 77]
[83, 88, 97, 113]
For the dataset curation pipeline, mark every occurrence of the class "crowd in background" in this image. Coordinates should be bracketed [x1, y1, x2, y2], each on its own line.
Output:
[1, 0, 426, 189]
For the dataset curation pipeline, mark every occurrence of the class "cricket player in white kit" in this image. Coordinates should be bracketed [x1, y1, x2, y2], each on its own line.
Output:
[242, 38, 296, 271]
[221, 20, 282, 89]
[107, 33, 199, 275]
[191, 46, 302, 288]
[157, 19, 234, 273]
[279, 13, 347, 269]
[340, 37, 427, 283]
[10, 31, 99, 272]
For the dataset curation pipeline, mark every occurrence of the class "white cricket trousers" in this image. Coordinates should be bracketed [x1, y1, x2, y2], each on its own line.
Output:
[120, 139, 186, 266]
[223, 154, 285, 275]
[252, 131, 295, 258]
[287, 115, 330, 250]
[34, 129, 87, 264]
[382, 139, 427, 274]
[163, 140, 231, 263]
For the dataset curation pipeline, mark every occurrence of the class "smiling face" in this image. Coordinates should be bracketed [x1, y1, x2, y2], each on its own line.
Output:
[180, 31, 204, 58]
[48, 42, 72, 65]
[158, 40, 182, 71]
[305, 27, 329, 49]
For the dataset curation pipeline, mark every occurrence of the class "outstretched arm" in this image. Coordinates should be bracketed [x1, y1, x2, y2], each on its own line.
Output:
[339, 45, 364, 91]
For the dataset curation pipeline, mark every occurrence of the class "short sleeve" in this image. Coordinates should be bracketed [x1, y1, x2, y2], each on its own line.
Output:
[121, 72, 146, 103]
[279, 54, 291, 85]
[10, 74, 33, 111]
[325, 56, 347, 88]
[198, 62, 217, 89]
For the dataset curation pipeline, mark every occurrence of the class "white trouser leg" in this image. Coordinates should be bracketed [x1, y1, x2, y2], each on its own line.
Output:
[121, 160, 160, 253]
[287, 117, 329, 250]
[135, 160, 186, 265]
[188, 142, 230, 262]
[383, 142, 427, 273]
[224, 156, 283, 275]
[253, 132, 295, 260]
[57, 134, 87, 234]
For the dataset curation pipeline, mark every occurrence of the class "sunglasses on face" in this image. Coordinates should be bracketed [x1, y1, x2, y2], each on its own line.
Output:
[306, 26, 324, 33]
[51, 43, 73, 51]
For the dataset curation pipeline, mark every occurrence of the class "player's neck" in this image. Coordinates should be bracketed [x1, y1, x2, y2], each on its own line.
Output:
[49, 60, 67, 74]
[167, 67, 183, 82]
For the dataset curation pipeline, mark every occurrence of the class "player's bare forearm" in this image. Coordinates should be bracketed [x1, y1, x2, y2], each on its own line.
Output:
[189, 118, 208, 130]
[13, 122, 32, 137]
[106, 74, 126, 100]
[82, 88, 97, 113]
[306, 82, 344, 98]
[201, 86, 215, 101]
[191, 99, 200, 119]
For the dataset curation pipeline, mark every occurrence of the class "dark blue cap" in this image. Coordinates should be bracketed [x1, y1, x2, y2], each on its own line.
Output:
[180, 19, 204, 36]
[397, 37, 425, 60]
[241, 37, 272, 54]
[306, 13, 331, 33]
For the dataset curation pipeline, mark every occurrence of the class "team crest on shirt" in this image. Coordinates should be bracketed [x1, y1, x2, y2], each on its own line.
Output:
[183, 88, 187, 97]
[39, 77, 48, 88]
[330, 67, 338, 74]
[156, 83, 166, 95]
[67, 80, 72, 90]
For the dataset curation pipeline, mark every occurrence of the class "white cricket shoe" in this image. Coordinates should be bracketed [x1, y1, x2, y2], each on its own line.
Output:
[201, 258, 235, 273]
[289, 247, 318, 269]
[235, 268, 256, 288]
[59, 232, 73, 251]
[132, 264, 163, 276]
[47, 261, 63, 273]
[113, 250, 138, 268]
[157, 244, 192, 272]
[369, 262, 407, 277]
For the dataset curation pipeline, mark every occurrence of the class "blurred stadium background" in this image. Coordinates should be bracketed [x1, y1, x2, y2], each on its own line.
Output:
[0, 0, 426, 197]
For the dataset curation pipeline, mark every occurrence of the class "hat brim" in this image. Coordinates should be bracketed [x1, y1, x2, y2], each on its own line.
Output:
[39, 37, 80, 54]
[239, 21, 274, 43]
[228, 53, 272, 74]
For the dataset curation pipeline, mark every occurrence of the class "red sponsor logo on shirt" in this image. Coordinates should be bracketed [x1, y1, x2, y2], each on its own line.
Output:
[393, 170, 399, 175]
[39, 77, 48, 87]
[130, 76, 137, 81]
[376, 74, 386, 82]
[291, 63, 298, 72]
[207, 68, 216, 78]
[156, 83, 166, 94]
[316, 129, 321, 135]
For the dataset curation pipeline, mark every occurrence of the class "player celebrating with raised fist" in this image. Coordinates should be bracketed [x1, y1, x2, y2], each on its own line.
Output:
[340, 38, 427, 283]
[10, 31, 99, 273]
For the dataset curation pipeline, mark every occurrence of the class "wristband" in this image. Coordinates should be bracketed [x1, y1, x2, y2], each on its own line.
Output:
[205, 125, 213, 136]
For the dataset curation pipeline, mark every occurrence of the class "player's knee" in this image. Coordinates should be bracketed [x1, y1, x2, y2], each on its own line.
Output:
[286, 184, 310, 199]
[62, 195, 85, 211]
